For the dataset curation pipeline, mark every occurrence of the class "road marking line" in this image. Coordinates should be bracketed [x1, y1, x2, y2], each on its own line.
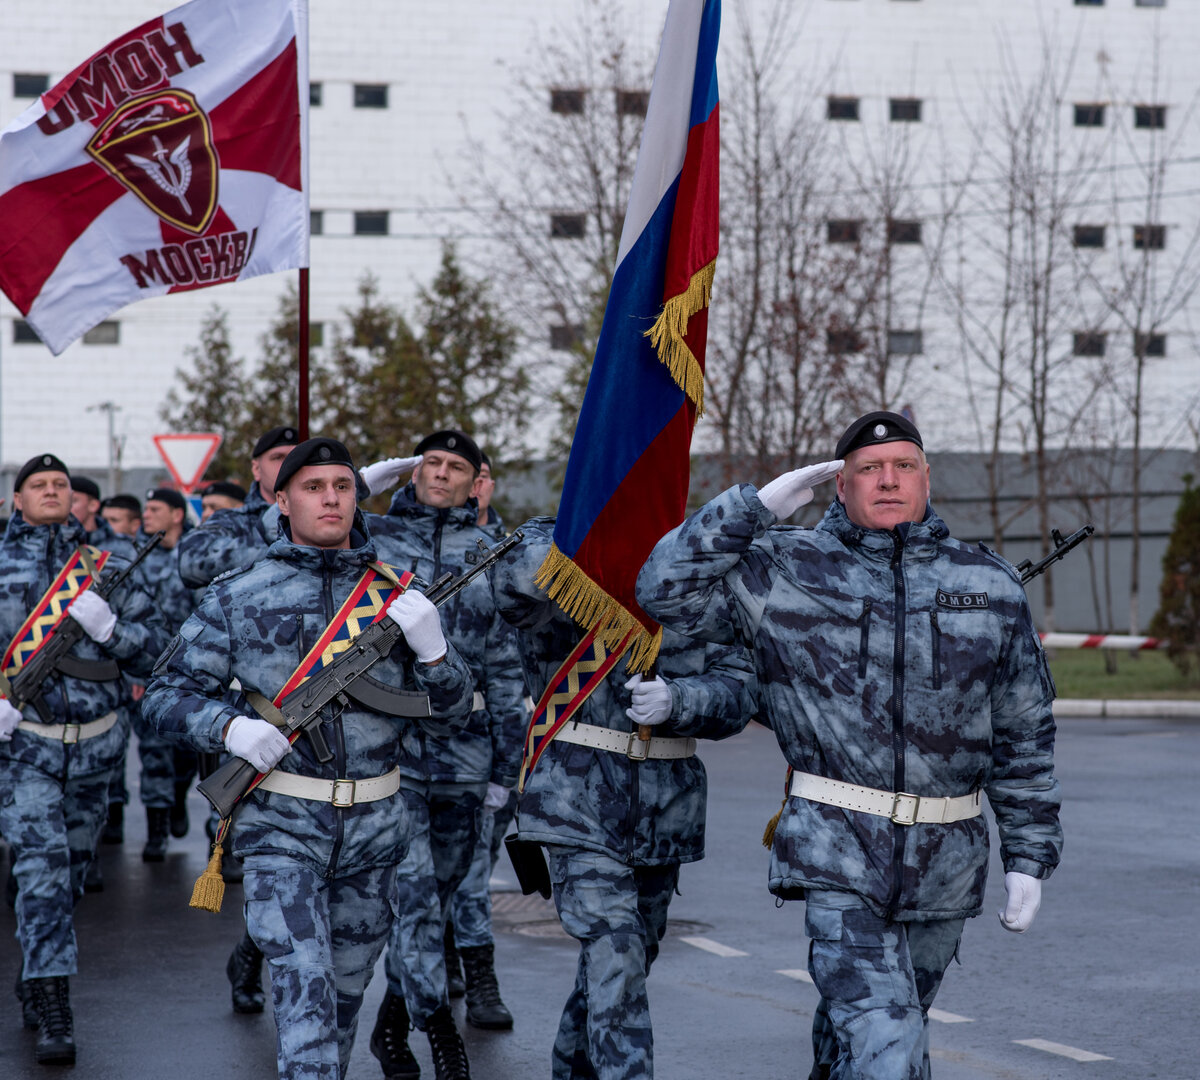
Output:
[679, 936, 748, 958]
[927, 1008, 974, 1024]
[776, 968, 814, 984]
[1014, 1039, 1113, 1062]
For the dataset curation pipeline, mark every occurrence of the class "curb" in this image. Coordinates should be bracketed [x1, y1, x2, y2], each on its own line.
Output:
[1054, 698, 1200, 719]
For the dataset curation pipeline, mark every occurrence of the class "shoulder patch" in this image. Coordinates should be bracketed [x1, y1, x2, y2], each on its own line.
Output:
[210, 557, 259, 586]
[936, 589, 990, 611]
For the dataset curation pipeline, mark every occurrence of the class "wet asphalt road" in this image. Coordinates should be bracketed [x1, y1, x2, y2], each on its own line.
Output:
[2, 713, 1198, 1078]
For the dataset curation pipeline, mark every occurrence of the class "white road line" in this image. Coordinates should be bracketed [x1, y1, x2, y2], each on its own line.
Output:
[679, 936, 748, 958]
[1014, 1038, 1113, 1063]
[927, 1008, 974, 1024]
[776, 968, 814, 984]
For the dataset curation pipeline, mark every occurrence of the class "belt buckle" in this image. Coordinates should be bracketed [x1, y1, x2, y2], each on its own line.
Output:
[890, 792, 920, 826]
[331, 779, 356, 808]
[61, 724, 81, 745]
[626, 732, 650, 762]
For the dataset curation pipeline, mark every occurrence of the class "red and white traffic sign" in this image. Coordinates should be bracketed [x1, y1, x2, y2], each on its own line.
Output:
[152, 433, 222, 494]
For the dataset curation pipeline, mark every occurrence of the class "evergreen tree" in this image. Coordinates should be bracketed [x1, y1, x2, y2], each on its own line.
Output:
[1149, 474, 1200, 675]
[242, 281, 303, 443]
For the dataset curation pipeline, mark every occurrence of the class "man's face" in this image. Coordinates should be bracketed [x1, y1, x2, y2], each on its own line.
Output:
[251, 445, 294, 505]
[15, 472, 71, 527]
[275, 465, 357, 548]
[200, 493, 242, 522]
[413, 450, 477, 509]
[472, 463, 494, 511]
[142, 499, 184, 540]
[836, 441, 930, 532]
[70, 490, 100, 528]
[102, 507, 141, 536]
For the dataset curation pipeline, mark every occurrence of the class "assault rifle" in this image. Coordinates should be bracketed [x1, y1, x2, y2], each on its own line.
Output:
[0, 531, 164, 722]
[1016, 524, 1094, 585]
[198, 529, 525, 819]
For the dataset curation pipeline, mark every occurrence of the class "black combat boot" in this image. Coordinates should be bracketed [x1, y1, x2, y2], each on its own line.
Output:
[142, 807, 170, 862]
[459, 943, 513, 1030]
[225, 932, 265, 1014]
[101, 801, 124, 844]
[369, 990, 420, 1079]
[425, 1004, 471, 1080]
[444, 924, 465, 999]
[15, 970, 38, 1030]
[26, 976, 75, 1065]
[170, 780, 190, 838]
[83, 856, 104, 893]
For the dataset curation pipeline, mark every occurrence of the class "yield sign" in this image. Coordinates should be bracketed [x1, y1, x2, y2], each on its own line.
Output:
[153, 433, 223, 494]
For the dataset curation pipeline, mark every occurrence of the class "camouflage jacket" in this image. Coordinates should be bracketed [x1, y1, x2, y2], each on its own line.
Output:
[368, 485, 527, 789]
[177, 482, 280, 589]
[637, 486, 1063, 920]
[492, 519, 756, 866]
[0, 512, 169, 776]
[138, 536, 201, 637]
[143, 517, 475, 877]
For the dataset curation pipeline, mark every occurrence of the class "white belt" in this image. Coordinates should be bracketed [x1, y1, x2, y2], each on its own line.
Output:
[554, 721, 696, 761]
[789, 771, 982, 825]
[255, 767, 402, 808]
[17, 711, 118, 745]
[471, 691, 485, 712]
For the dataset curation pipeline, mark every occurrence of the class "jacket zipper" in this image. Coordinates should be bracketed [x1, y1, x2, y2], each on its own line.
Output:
[929, 611, 942, 690]
[887, 532, 908, 914]
[858, 599, 873, 678]
[322, 563, 346, 880]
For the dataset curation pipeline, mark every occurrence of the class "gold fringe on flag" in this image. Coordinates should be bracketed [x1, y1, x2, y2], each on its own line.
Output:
[643, 258, 715, 415]
[534, 544, 662, 673]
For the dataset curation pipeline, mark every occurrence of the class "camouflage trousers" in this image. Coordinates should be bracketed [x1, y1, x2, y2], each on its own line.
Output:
[545, 845, 679, 1080]
[804, 890, 964, 1080]
[243, 855, 397, 1080]
[449, 790, 516, 948]
[384, 783, 483, 1025]
[132, 704, 175, 808]
[0, 761, 113, 978]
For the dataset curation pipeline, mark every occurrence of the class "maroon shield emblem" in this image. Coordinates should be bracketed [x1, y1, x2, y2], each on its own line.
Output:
[87, 89, 219, 235]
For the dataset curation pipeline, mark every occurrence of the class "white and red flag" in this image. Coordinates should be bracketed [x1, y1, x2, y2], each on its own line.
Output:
[0, 0, 308, 355]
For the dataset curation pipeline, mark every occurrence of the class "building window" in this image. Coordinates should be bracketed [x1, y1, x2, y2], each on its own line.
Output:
[550, 324, 584, 351]
[550, 88, 586, 115]
[1133, 224, 1166, 250]
[888, 330, 924, 355]
[1134, 0, 1165, 7]
[354, 84, 388, 109]
[309, 82, 322, 107]
[827, 329, 865, 354]
[1073, 0, 1104, 6]
[1134, 332, 1166, 357]
[1074, 103, 1105, 127]
[550, 213, 586, 239]
[1134, 104, 1166, 129]
[13, 73, 49, 98]
[1073, 332, 1106, 357]
[889, 98, 922, 122]
[310, 210, 324, 236]
[827, 96, 860, 121]
[12, 321, 40, 344]
[310, 322, 324, 348]
[82, 321, 119, 345]
[1073, 225, 1106, 248]
[887, 219, 922, 245]
[616, 89, 649, 117]
[827, 219, 863, 244]
[354, 211, 389, 236]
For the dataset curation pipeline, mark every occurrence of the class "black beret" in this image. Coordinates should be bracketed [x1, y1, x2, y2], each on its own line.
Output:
[101, 493, 141, 515]
[145, 487, 188, 512]
[70, 476, 101, 500]
[480, 451, 492, 469]
[414, 430, 482, 473]
[15, 454, 69, 493]
[200, 481, 246, 501]
[252, 425, 301, 458]
[274, 437, 365, 498]
[835, 411, 923, 460]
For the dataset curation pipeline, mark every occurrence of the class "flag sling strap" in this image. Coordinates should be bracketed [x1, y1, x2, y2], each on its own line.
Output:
[518, 625, 637, 792]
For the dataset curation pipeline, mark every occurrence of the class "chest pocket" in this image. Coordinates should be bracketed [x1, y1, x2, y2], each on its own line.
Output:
[928, 608, 1002, 691]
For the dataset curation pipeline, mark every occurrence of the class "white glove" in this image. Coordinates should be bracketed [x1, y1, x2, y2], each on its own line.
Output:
[998, 871, 1042, 933]
[483, 782, 510, 813]
[757, 459, 844, 521]
[0, 698, 22, 741]
[67, 589, 117, 643]
[223, 715, 292, 773]
[624, 674, 673, 727]
[359, 455, 423, 497]
[386, 591, 447, 664]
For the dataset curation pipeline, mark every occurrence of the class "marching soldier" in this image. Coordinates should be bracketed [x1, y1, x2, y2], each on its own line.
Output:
[198, 480, 246, 522]
[0, 454, 167, 1066]
[144, 438, 475, 1080]
[99, 493, 141, 537]
[68, 476, 114, 545]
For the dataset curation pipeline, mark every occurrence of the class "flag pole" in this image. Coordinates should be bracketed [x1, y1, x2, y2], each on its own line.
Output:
[298, 267, 310, 439]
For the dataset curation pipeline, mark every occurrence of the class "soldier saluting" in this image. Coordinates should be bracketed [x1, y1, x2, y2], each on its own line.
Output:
[144, 438, 475, 1080]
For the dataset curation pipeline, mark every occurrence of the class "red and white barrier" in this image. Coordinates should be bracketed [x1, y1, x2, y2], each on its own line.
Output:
[1039, 633, 1166, 651]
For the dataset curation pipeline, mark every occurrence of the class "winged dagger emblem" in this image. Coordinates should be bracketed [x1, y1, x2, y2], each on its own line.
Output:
[126, 135, 194, 218]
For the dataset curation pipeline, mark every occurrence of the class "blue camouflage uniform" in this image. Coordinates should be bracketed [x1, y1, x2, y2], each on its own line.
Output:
[636, 487, 1064, 1080]
[368, 483, 527, 1028]
[176, 481, 280, 589]
[144, 513, 474, 1079]
[0, 512, 168, 980]
[492, 518, 756, 1080]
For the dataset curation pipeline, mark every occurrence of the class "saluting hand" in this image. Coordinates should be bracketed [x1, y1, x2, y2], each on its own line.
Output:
[360, 455, 423, 497]
[67, 589, 117, 643]
[757, 459, 844, 521]
[624, 674, 673, 727]
[386, 591, 448, 664]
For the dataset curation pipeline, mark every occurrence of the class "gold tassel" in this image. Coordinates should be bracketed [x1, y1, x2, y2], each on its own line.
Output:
[643, 259, 715, 415]
[189, 824, 229, 913]
[762, 767, 793, 849]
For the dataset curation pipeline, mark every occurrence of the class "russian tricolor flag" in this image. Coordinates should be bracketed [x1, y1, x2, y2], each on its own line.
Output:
[536, 0, 720, 670]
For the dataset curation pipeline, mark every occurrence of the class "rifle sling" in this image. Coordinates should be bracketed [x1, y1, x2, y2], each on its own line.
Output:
[54, 655, 121, 682]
